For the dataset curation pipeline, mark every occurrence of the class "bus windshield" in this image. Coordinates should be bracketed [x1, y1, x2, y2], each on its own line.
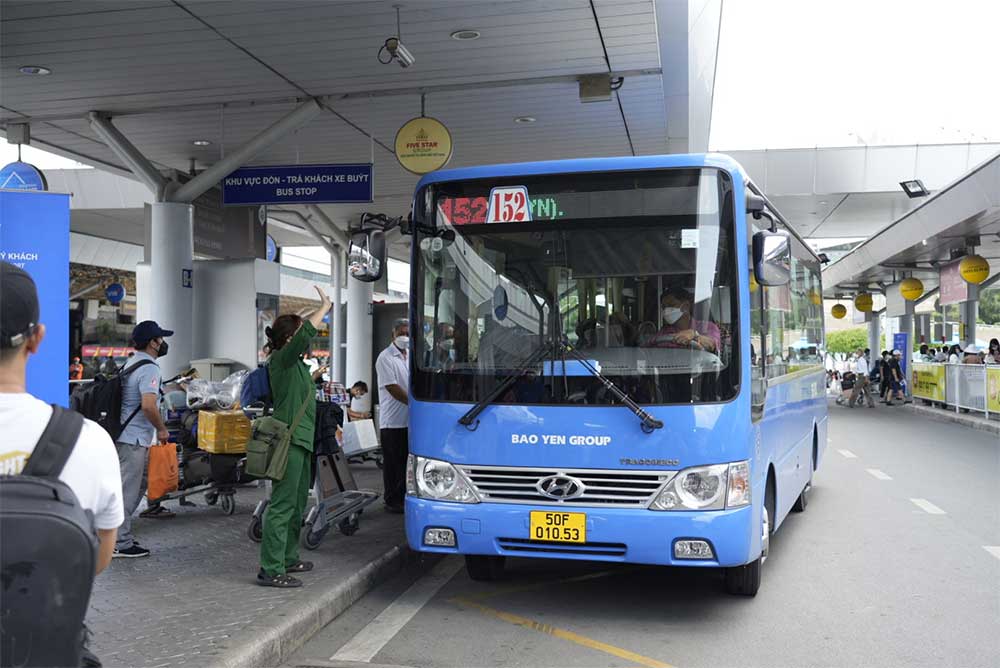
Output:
[412, 168, 739, 405]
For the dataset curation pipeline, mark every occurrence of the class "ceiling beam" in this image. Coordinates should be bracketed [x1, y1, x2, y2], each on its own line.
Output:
[0, 69, 661, 128]
[87, 112, 168, 199]
[171, 98, 322, 203]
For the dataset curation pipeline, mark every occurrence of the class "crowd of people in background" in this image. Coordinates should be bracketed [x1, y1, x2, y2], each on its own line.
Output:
[830, 348, 906, 407]
[829, 338, 1000, 409]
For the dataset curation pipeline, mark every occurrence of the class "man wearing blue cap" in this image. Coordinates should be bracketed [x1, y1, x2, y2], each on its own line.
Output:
[114, 320, 174, 557]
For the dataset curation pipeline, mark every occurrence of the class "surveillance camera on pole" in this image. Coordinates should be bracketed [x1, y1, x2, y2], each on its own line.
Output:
[377, 7, 415, 68]
[384, 37, 415, 68]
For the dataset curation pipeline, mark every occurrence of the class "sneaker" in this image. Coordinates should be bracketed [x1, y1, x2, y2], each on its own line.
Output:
[384, 504, 404, 515]
[113, 544, 150, 558]
[139, 505, 175, 519]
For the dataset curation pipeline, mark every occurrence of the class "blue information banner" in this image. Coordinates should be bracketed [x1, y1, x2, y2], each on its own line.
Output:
[0, 190, 70, 406]
[222, 163, 373, 206]
[893, 332, 909, 385]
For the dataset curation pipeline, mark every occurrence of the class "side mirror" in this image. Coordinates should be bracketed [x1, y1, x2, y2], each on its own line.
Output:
[348, 229, 385, 282]
[752, 230, 791, 286]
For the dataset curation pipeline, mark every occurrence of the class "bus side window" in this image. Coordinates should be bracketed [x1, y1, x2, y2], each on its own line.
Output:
[749, 220, 766, 418]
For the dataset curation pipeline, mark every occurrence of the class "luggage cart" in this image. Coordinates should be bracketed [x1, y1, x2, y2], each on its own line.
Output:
[246, 448, 379, 547]
[157, 373, 261, 516]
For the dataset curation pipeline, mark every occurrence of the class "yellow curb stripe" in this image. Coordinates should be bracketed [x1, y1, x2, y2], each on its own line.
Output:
[452, 597, 676, 668]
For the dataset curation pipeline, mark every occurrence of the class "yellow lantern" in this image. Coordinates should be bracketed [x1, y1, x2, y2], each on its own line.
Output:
[959, 254, 990, 285]
[831, 304, 847, 319]
[854, 292, 873, 312]
[809, 290, 822, 306]
[899, 277, 924, 301]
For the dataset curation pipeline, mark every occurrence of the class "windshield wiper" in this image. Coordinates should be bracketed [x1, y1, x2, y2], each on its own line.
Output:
[558, 337, 664, 433]
[458, 342, 554, 430]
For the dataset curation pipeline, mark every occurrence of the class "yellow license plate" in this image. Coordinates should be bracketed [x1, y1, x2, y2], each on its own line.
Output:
[529, 511, 586, 543]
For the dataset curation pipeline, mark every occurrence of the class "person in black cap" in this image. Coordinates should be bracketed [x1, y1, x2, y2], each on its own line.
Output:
[113, 319, 175, 557]
[0, 261, 124, 569]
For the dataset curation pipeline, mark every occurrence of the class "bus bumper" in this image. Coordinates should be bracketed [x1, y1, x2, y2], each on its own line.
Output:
[405, 497, 756, 567]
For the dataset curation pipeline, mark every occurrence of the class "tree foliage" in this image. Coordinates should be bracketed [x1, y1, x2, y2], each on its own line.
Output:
[978, 287, 1000, 325]
[826, 328, 869, 354]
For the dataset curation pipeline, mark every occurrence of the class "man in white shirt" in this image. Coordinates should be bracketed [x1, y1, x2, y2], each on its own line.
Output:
[848, 347, 875, 408]
[0, 262, 124, 573]
[375, 319, 409, 513]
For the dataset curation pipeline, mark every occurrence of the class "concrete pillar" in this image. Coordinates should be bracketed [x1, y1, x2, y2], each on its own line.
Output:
[960, 298, 978, 347]
[346, 277, 373, 412]
[150, 202, 194, 378]
[868, 314, 881, 357]
[331, 250, 344, 386]
[135, 263, 152, 323]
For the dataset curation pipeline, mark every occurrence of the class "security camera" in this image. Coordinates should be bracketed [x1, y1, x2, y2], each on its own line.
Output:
[384, 37, 415, 68]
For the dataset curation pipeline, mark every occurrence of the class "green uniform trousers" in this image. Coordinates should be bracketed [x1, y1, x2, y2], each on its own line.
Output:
[260, 443, 312, 575]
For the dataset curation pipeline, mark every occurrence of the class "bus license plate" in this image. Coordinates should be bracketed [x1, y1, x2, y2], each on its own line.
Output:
[529, 511, 586, 543]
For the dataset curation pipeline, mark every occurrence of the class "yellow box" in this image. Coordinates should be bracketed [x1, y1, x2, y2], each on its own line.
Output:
[198, 410, 251, 454]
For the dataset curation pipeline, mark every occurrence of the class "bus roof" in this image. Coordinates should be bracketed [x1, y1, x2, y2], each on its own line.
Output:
[415, 153, 748, 190]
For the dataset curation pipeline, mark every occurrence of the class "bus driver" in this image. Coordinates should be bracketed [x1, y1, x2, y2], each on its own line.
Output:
[644, 285, 720, 353]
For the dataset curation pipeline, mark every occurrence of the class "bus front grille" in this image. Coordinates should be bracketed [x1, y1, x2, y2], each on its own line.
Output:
[459, 466, 673, 508]
[497, 537, 628, 557]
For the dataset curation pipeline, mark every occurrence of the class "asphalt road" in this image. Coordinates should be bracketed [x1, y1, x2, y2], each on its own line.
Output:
[285, 403, 1000, 668]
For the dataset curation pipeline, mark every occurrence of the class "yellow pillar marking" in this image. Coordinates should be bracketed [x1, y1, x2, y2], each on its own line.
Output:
[451, 597, 676, 668]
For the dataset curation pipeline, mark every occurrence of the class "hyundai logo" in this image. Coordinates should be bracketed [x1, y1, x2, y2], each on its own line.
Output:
[537, 475, 585, 500]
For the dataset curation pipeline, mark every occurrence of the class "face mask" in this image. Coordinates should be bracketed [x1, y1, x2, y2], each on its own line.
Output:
[156, 340, 169, 358]
[394, 336, 409, 350]
[440, 338, 455, 351]
[662, 307, 683, 325]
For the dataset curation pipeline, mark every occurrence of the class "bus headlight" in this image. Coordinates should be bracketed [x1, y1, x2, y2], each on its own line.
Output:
[407, 455, 479, 504]
[649, 461, 749, 511]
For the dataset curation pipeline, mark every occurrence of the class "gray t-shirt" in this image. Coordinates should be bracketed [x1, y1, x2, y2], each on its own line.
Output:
[118, 353, 161, 447]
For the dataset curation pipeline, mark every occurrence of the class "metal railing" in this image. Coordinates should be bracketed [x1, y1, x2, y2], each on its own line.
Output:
[912, 362, 1000, 419]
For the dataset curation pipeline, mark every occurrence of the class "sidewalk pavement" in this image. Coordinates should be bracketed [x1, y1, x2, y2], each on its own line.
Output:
[903, 401, 1000, 436]
[89, 462, 408, 668]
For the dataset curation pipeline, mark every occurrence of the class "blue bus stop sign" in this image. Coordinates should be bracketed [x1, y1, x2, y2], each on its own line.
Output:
[105, 283, 126, 305]
[266, 235, 278, 262]
[0, 161, 47, 191]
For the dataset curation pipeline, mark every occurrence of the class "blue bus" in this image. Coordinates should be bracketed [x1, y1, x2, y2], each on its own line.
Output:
[350, 154, 828, 596]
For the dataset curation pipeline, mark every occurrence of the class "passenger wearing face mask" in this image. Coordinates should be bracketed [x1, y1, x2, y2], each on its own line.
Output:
[257, 287, 333, 588]
[646, 286, 721, 353]
[375, 319, 410, 514]
[114, 320, 175, 556]
[428, 323, 458, 369]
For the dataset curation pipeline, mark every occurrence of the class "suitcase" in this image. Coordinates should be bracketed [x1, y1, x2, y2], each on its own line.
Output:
[316, 451, 358, 496]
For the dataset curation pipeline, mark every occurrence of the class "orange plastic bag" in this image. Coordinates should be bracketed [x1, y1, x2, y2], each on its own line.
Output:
[147, 443, 179, 501]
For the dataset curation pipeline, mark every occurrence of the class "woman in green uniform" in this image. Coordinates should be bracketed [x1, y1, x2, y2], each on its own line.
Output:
[257, 286, 332, 588]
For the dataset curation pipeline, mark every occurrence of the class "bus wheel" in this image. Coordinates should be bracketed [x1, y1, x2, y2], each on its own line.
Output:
[725, 484, 773, 596]
[465, 555, 505, 581]
[725, 556, 760, 597]
[793, 440, 815, 513]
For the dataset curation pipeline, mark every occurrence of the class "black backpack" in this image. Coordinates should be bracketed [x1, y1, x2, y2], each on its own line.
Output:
[1, 405, 96, 668]
[71, 359, 154, 441]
